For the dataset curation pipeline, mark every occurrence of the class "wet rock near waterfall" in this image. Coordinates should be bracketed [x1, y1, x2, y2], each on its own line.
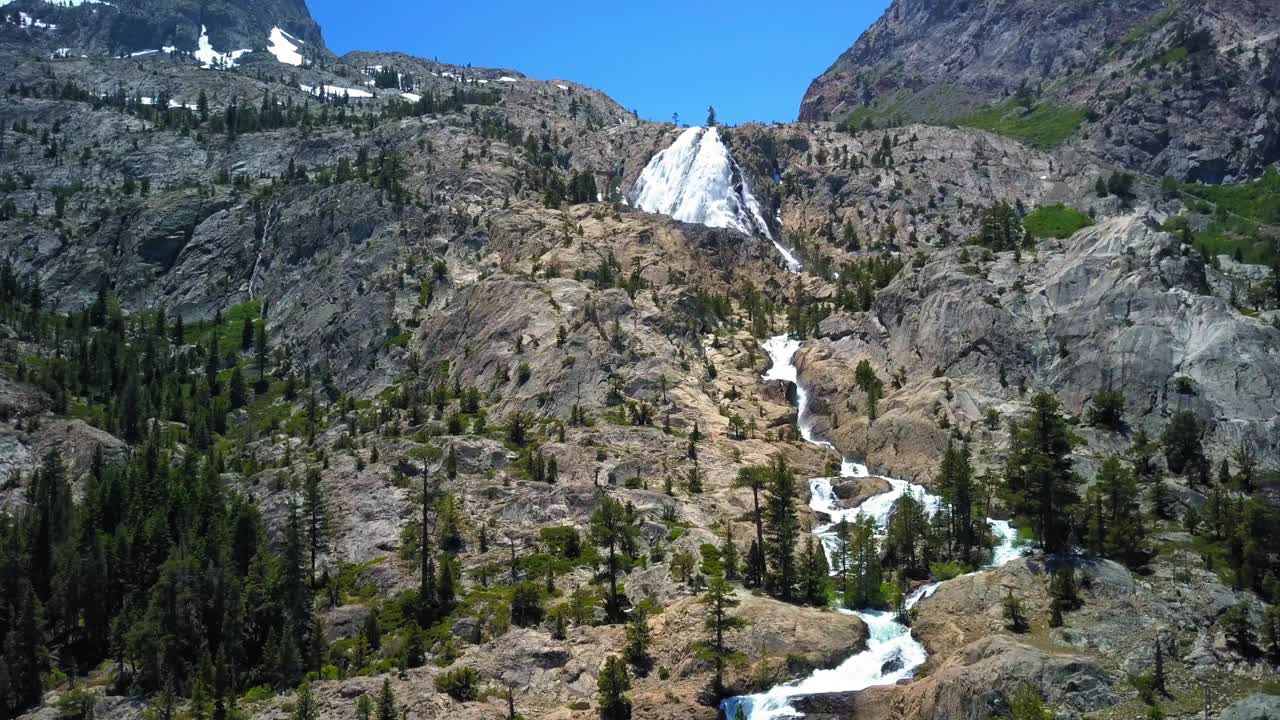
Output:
[832, 476, 892, 509]
[879, 648, 905, 675]
[808, 635, 1118, 720]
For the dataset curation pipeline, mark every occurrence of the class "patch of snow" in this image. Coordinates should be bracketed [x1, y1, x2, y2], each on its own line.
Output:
[266, 26, 304, 66]
[299, 84, 374, 99]
[400, 92, 421, 102]
[497, 76, 518, 82]
[194, 25, 250, 69]
[476, 79, 488, 84]
[555, 84, 569, 91]
[52, 47, 71, 58]
[129, 49, 159, 57]
[43, 0, 114, 5]
[18, 12, 58, 28]
[161, 44, 176, 54]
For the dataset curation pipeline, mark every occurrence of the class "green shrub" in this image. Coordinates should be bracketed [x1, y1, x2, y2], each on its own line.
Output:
[241, 685, 275, 703]
[929, 561, 965, 581]
[1130, 671, 1157, 705]
[434, 665, 481, 701]
[1024, 204, 1092, 239]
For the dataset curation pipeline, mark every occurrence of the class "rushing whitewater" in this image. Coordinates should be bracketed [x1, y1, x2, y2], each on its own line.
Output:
[632, 127, 801, 270]
[723, 336, 1026, 720]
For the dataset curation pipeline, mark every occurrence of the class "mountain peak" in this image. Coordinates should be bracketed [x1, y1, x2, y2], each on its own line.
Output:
[3, 0, 326, 64]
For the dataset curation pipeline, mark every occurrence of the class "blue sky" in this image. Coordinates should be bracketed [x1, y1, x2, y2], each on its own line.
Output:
[307, 0, 890, 126]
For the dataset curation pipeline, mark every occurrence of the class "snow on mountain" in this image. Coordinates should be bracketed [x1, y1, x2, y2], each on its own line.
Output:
[631, 125, 782, 242]
[267, 26, 304, 66]
[299, 84, 374, 99]
[194, 25, 251, 69]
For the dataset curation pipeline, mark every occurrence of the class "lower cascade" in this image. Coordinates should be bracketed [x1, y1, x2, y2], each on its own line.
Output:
[722, 336, 1026, 720]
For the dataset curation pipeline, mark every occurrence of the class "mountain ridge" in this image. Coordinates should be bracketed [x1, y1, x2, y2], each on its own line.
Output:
[800, 0, 1280, 183]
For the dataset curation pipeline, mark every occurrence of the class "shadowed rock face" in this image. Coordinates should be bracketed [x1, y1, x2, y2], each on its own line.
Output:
[3, 0, 326, 59]
[800, 0, 1280, 181]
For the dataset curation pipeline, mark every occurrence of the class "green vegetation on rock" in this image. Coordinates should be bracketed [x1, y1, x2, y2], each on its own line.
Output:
[958, 101, 1087, 148]
[1024, 204, 1093, 240]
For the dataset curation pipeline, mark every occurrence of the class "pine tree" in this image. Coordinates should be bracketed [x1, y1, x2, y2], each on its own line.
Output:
[301, 468, 329, 582]
[695, 575, 746, 694]
[1221, 600, 1256, 655]
[763, 456, 799, 601]
[1002, 590, 1028, 633]
[1005, 393, 1080, 554]
[241, 316, 254, 352]
[801, 537, 831, 606]
[733, 465, 769, 586]
[622, 606, 651, 676]
[938, 436, 975, 560]
[362, 611, 381, 651]
[1161, 411, 1205, 476]
[376, 678, 396, 720]
[229, 367, 247, 409]
[596, 656, 632, 720]
[590, 494, 637, 622]
[4, 581, 47, 710]
[720, 522, 740, 582]
[419, 488, 438, 627]
[832, 517, 853, 601]
[291, 682, 317, 720]
[254, 320, 269, 386]
[1262, 605, 1280, 663]
[1093, 457, 1144, 564]
[849, 516, 883, 608]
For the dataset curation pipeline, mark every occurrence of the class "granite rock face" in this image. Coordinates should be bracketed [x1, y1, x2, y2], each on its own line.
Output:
[795, 215, 1280, 483]
[800, 0, 1280, 181]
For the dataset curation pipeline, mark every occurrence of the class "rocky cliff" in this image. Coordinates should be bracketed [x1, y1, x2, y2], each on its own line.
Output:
[800, 0, 1280, 182]
[3, 0, 325, 63]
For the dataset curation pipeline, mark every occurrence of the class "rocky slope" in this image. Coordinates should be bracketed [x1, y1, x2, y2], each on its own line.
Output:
[800, 0, 1280, 182]
[794, 214, 1280, 484]
[1, 1, 1278, 719]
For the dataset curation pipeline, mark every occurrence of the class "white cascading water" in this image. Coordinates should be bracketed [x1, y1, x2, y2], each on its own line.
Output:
[632, 127, 802, 271]
[635, 126, 1024, 718]
[722, 336, 1026, 720]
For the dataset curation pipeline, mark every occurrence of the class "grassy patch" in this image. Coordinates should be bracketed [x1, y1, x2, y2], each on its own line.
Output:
[1165, 169, 1280, 265]
[957, 101, 1087, 148]
[1181, 168, 1280, 226]
[1024, 204, 1093, 239]
[1155, 45, 1188, 65]
[188, 299, 262, 351]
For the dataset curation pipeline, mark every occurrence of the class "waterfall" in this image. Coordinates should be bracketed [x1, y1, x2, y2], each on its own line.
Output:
[632, 127, 801, 271]
[722, 336, 1027, 719]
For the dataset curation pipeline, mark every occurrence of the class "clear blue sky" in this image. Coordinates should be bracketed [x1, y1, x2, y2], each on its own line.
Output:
[307, 0, 889, 126]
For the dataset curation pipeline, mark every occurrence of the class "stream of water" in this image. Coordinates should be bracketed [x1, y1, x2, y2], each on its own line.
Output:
[720, 336, 1024, 720]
